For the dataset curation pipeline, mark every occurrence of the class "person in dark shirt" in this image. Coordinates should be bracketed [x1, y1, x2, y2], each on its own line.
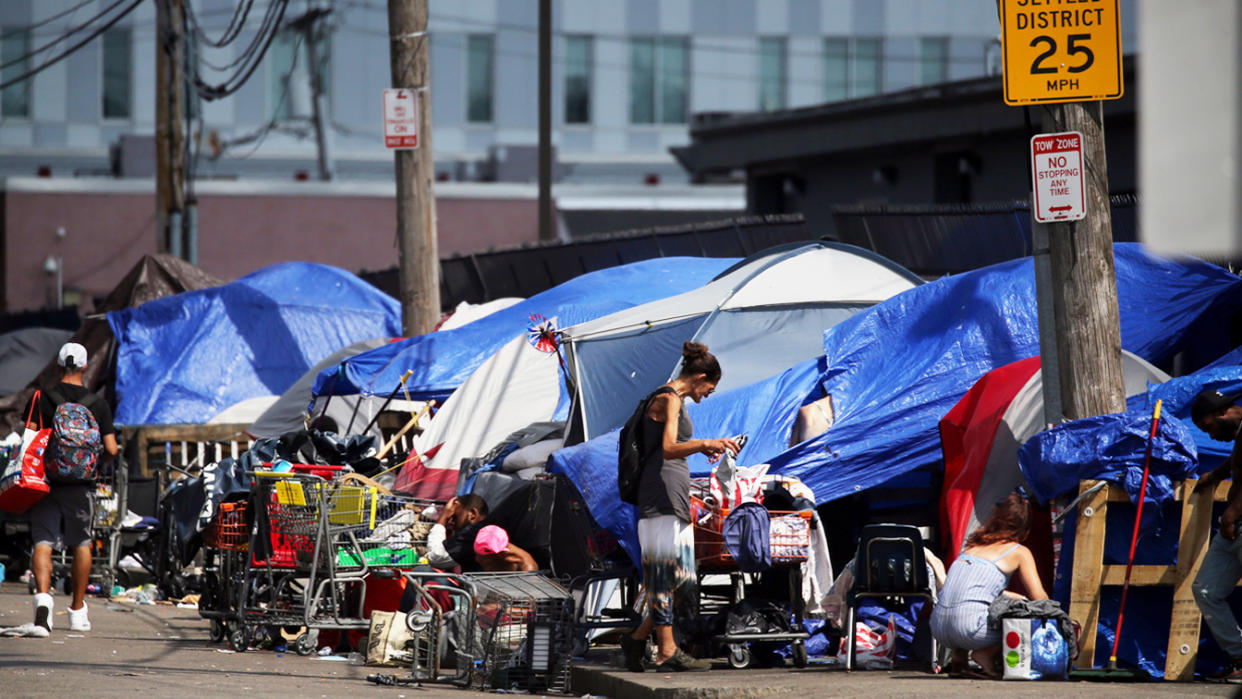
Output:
[25, 342, 118, 635]
[1190, 389, 1242, 683]
[621, 341, 738, 673]
[425, 493, 489, 571]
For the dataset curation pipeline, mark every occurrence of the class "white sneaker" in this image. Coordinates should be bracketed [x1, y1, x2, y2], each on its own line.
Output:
[67, 603, 90, 632]
[33, 592, 53, 632]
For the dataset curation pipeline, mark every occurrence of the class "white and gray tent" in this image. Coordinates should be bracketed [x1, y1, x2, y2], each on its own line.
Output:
[559, 241, 924, 442]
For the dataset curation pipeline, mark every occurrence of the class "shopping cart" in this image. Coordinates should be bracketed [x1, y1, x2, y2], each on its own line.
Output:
[304, 478, 439, 633]
[691, 495, 813, 669]
[223, 470, 326, 653]
[199, 499, 250, 643]
[466, 572, 575, 694]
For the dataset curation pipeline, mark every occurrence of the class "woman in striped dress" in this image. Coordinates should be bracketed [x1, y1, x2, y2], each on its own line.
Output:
[930, 493, 1048, 678]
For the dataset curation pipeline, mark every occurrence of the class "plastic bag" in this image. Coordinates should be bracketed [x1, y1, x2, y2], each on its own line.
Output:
[709, 456, 767, 510]
[843, 616, 896, 670]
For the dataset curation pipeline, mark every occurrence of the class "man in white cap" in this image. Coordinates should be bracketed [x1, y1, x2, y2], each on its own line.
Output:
[24, 342, 118, 635]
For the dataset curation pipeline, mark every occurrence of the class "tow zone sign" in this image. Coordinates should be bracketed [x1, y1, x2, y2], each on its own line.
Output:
[383, 89, 419, 149]
[1031, 131, 1085, 223]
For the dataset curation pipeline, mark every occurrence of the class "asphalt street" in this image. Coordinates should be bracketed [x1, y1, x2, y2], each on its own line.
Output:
[0, 586, 1237, 698]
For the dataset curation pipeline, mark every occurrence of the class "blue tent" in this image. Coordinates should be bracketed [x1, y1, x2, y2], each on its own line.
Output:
[550, 244, 1242, 566]
[310, 256, 737, 402]
[766, 243, 1242, 505]
[108, 262, 401, 425]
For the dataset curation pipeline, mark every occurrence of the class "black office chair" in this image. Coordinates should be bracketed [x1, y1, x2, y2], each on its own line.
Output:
[844, 523, 937, 672]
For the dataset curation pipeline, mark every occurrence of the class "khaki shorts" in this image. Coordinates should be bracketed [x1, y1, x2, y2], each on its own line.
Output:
[30, 484, 94, 549]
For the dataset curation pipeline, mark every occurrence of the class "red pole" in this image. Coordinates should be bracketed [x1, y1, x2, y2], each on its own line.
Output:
[1110, 399, 1163, 668]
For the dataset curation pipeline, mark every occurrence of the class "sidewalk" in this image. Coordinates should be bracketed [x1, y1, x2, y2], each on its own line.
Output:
[0, 585, 1234, 697]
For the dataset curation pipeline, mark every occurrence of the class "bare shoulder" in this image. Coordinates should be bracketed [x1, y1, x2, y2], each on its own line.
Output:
[647, 391, 681, 421]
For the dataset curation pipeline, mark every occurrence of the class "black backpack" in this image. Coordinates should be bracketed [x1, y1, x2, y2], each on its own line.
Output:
[617, 386, 674, 505]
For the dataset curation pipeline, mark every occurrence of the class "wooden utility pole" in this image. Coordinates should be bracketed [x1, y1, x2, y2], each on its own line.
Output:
[387, 0, 440, 335]
[1038, 102, 1126, 420]
[155, 0, 186, 257]
[537, 0, 553, 240]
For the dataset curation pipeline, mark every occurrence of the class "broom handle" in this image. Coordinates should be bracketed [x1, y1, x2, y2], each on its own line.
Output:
[1110, 399, 1162, 665]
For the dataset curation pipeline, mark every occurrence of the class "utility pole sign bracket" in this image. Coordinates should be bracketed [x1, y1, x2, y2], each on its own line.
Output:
[383, 88, 419, 149]
[1031, 131, 1086, 223]
[999, 0, 1123, 106]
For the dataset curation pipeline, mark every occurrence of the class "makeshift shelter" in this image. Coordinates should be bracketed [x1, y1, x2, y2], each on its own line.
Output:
[0, 327, 72, 397]
[383, 257, 738, 497]
[108, 262, 400, 425]
[0, 255, 224, 434]
[550, 244, 1242, 571]
[939, 350, 1170, 564]
[311, 256, 737, 403]
[763, 243, 1242, 506]
[560, 242, 923, 442]
[241, 337, 393, 438]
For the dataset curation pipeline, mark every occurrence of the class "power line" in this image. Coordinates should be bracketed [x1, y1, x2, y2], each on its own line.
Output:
[191, 0, 291, 101]
[0, 0, 143, 92]
[13, 0, 98, 34]
[184, 0, 255, 49]
[0, 0, 135, 71]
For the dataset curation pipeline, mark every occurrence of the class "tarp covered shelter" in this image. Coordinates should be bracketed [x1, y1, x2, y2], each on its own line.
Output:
[0, 255, 224, 434]
[550, 244, 1242, 568]
[384, 257, 740, 497]
[939, 350, 1170, 563]
[764, 243, 1242, 506]
[243, 337, 393, 438]
[108, 262, 400, 425]
[311, 257, 739, 403]
[560, 242, 923, 442]
[0, 327, 73, 397]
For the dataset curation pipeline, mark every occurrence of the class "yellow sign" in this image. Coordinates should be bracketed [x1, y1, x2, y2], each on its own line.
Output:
[999, 0, 1123, 105]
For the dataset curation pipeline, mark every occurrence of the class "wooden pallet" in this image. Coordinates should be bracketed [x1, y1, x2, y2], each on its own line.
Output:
[1068, 478, 1229, 681]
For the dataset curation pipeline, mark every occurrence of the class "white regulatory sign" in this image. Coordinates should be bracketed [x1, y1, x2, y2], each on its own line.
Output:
[1030, 131, 1085, 223]
[382, 88, 419, 150]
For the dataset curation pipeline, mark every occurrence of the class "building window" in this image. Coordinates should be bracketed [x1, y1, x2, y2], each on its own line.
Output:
[268, 30, 331, 122]
[1, 27, 31, 118]
[853, 38, 882, 97]
[564, 35, 591, 124]
[758, 37, 786, 111]
[919, 37, 948, 86]
[824, 37, 883, 101]
[102, 28, 131, 119]
[467, 34, 494, 123]
[269, 31, 298, 121]
[630, 37, 688, 125]
[824, 38, 848, 101]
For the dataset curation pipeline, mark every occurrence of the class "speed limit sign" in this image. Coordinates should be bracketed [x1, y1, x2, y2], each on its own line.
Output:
[999, 0, 1123, 106]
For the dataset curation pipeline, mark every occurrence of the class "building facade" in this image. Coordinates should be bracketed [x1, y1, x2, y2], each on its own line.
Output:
[0, 0, 1025, 183]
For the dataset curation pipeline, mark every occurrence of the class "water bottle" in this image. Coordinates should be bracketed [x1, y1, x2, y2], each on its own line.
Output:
[0, 561, 6, 590]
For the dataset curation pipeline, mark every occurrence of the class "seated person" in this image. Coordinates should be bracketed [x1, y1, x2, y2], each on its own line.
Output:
[426, 494, 489, 571]
[473, 525, 538, 572]
[929, 493, 1047, 679]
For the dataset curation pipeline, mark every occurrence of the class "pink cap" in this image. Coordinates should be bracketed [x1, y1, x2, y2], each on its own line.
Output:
[473, 525, 509, 555]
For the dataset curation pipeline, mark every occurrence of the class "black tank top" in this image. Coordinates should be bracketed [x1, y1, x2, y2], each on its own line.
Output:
[637, 388, 693, 523]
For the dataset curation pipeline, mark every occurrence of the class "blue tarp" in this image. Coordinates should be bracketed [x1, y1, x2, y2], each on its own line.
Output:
[550, 244, 1242, 568]
[310, 257, 737, 401]
[1046, 355, 1242, 677]
[1018, 410, 1198, 530]
[764, 243, 1242, 505]
[108, 262, 401, 425]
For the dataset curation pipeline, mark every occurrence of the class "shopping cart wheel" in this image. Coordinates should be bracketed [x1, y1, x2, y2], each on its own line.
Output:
[228, 624, 252, 652]
[727, 643, 752, 669]
[295, 632, 317, 656]
[209, 619, 226, 643]
[791, 640, 808, 668]
[406, 609, 434, 633]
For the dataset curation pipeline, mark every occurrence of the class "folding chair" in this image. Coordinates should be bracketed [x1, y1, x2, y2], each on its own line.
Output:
[844, 523, 937, 672]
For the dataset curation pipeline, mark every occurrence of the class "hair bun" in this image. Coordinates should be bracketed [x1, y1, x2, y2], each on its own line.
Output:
[682, 341, 708, 360]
